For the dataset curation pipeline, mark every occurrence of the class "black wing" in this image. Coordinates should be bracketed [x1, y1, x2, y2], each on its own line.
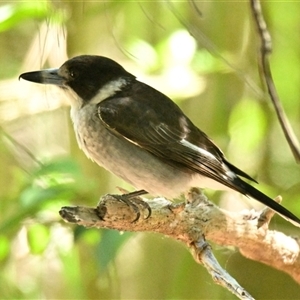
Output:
[97, 81, 300, 227]
[97, 81, 254, 193]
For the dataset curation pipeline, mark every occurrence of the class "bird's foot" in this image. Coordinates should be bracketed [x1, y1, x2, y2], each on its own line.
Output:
[98, 190, 151, 222]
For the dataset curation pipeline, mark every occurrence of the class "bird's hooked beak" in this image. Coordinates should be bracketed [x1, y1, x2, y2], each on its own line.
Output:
[19, 68, 64, 86]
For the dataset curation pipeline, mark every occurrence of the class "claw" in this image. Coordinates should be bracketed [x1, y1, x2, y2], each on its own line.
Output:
[113, 190, 151, 222]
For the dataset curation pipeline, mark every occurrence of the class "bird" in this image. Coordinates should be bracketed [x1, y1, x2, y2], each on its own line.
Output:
[19, 55, 300, 227]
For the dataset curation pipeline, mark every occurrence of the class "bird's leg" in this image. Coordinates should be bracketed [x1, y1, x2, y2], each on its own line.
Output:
[111, 189, 151, 222]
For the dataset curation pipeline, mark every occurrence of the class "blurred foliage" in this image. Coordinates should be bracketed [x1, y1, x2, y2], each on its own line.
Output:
[0, 1, 300, 299]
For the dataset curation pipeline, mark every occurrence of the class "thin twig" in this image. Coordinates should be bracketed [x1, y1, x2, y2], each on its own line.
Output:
[191, 237, 254, 300]
[0, 126, 43, 168]
[250, 0, 300, 163]
[257, 195, 281, 228]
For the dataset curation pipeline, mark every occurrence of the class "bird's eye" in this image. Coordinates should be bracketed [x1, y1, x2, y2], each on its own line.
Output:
[69, 69, 77, 79]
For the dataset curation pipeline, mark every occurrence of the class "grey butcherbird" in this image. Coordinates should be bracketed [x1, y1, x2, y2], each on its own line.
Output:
[20, 55, 300, 227]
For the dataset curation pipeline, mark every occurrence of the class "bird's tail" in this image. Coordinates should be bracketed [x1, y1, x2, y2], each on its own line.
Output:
[232, 177, 300, 228]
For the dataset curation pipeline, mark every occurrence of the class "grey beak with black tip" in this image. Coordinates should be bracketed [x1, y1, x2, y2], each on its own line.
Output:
[19, 69, 64, 86]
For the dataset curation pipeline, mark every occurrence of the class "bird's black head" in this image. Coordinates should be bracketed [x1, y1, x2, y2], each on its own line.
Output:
[20, 55, 135, 102]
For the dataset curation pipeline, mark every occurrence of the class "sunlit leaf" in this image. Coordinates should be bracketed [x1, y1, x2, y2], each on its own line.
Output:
[0, 2, 48, 32]
[0, 235, 10, 260]
[27, 223, 50, 254]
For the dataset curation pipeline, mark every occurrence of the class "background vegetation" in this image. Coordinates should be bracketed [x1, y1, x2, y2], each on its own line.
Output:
[0, 1, 300, 299]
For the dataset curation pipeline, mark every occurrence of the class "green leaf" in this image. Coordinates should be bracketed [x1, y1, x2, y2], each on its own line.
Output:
[0, 235, 10, 260]
[0, 2, 48, 32]
[96, 230, 132, 271]
[27, 223, 50, 254]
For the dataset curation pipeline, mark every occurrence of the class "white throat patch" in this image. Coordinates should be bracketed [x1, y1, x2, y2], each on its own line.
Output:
[89, 77, 129, 105]
[63, 77, 129, 110]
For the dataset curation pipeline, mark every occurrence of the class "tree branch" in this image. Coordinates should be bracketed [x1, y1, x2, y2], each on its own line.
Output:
[59, 188, 300, 299]
[250, 0, 300, 163]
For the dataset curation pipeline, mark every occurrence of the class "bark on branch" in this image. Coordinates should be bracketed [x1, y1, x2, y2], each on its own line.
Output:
[59, 188, 300, 299]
